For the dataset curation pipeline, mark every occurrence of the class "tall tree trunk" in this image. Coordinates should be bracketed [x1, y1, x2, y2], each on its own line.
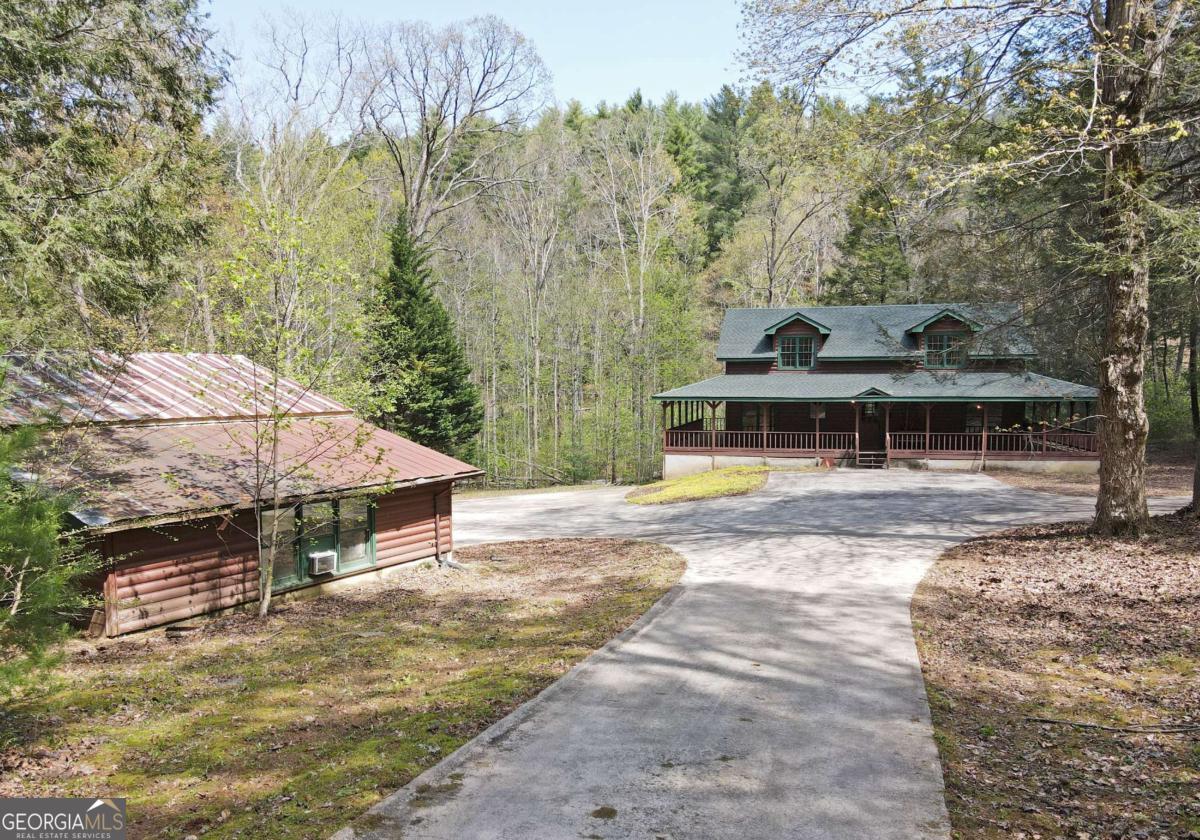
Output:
[1093, 0, 1162, 536]
[1094, 141, 1151, 535]
[197, 269, 217, 352]
[1189, 290, 1199, 514]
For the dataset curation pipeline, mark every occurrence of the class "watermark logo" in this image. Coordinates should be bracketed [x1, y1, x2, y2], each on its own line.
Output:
[0, 797, 126, 840]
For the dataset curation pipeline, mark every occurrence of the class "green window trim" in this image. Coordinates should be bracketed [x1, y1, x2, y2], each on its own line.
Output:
[267, 497, 378, 593]
[777, 335, 815, 369]
[924, 333, 966, 369]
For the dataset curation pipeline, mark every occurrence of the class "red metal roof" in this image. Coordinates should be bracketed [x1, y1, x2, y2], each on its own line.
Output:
[46, 415, 480, 527]
[5, 353, 482, 527]
[2, 352, 348, 425]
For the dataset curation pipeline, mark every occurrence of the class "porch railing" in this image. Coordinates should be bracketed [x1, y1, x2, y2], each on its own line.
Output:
[665, 427, 1099, 458]
[887, 429, 1100, 456]
[664, 429, 856, 453]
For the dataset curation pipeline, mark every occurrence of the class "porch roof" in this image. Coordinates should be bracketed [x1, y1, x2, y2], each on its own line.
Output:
[652, 371, 1098, 403]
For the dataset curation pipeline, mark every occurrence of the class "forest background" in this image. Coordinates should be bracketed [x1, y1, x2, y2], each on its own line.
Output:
[3, 1, 1197, 489]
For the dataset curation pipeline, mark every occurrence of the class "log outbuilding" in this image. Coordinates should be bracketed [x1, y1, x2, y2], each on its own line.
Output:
[3, 353, 481, 635]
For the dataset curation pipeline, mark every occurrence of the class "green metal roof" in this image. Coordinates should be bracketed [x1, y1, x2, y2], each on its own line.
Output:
[715, 302, 1035, 361]
[652, 372, 1097, 403]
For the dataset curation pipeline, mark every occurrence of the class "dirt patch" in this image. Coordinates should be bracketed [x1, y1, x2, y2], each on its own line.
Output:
[0, 539, 684, 840]
[913, 512, 1200, 838]
[986, 450, 1194, 498]
[454, 484, 614, 500]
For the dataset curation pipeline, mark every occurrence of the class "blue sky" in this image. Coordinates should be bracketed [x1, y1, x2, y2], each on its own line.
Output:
[205, 0, 744, 109]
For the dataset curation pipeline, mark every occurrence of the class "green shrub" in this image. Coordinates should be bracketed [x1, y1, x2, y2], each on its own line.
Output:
[1145, 375, 1195, 445]
[0, 428, 98, 698]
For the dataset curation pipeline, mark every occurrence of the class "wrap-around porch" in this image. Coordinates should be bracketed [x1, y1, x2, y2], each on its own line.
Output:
[661, 399, 1101, 464]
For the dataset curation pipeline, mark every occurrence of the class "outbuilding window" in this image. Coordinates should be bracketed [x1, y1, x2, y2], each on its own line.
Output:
[778, 335, 815, 369]
[264, 497, 376, 592]
[925, 333, 966, 368]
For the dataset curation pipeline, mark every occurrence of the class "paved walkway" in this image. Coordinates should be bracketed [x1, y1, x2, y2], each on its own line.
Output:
[338, 471, 1184, 840]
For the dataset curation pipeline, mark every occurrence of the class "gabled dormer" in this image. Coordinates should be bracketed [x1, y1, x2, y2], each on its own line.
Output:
[763, 312, 831, 370]
[905, 308, 984, 370]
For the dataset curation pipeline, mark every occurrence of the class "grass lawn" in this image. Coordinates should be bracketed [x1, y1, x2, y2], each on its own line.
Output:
[913, 511, 1200, 838]
[985, 449, 1194, 499]
[0, 539, 684, 840]
[626, 466, 771, 505]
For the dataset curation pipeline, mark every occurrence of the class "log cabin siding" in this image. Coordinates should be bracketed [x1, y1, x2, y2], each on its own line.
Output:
[107, 512, 260, 636]
[373, 482, 452, 568]
[102, 483, 454, 636]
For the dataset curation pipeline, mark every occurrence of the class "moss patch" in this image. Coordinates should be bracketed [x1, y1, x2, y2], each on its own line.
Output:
[626, 466, 773, 505]
[0, 539, 685, 840]
[913, 511, 1200, 838]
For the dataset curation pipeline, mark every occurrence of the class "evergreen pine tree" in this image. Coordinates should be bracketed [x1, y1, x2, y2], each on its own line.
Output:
[371, 216, 483, 459]
[694, 86, 759, 256]
[0, 426, 97, 696]
[823, 187, 913, 304]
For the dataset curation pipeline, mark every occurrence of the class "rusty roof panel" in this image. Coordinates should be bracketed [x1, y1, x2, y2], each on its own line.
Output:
[42, 416, 481, 527]
[2, 352, 348, 425]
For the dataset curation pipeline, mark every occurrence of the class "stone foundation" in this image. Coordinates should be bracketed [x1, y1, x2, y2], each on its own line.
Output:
[892, 457, 1100, 474]
[663, 453, 825, 479]
[664, 452, 1100, 478]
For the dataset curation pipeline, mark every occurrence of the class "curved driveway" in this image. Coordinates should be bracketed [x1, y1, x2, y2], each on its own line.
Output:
[340, 471, 1181, 840]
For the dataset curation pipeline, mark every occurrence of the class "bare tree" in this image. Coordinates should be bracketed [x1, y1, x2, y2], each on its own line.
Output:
[731, 96, 851, 304]
[195, 16, 384, 378]
[354, 15, 550, 243]
[580, 110, 683, 480]
[489, 118, 572, 479]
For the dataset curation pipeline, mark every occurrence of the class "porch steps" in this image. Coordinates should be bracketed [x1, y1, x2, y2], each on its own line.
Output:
[856, 450, 888, 469]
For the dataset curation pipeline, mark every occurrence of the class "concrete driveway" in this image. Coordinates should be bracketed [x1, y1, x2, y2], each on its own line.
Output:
[339, 471, 1184, 840]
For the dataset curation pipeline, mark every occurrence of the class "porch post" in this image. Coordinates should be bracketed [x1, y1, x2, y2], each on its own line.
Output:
[708, 401, 717, 451]
[924, 403, 931, 455]
[760, 402, 769, 452]
[814, 404, 822, 451]
[661, 401, 668, 450]
[853, 401, 860, 459]
[981, 403, 989, 464]
[884, 403, 891, 466]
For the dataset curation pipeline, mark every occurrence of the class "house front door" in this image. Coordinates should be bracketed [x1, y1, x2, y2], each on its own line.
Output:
[858, 404, 884, 450]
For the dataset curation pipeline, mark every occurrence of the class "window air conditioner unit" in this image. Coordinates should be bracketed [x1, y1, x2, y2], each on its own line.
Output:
[308, 549, 337, 575]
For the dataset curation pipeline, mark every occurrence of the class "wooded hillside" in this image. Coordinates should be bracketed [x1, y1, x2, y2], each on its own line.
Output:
[2, 1, 1197, 488]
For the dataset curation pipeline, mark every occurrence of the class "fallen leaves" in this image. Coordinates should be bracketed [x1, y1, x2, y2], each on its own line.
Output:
[913, 511, 1200, 838]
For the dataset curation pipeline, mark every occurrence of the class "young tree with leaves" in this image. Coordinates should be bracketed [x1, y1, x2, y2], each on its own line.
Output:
[371, 217, 483, 459]
[0, 427, 96, 697]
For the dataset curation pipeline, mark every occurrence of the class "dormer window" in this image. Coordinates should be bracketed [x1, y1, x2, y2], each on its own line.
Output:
[778, 335, 815, 369]
[925, 333, 966, 368]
